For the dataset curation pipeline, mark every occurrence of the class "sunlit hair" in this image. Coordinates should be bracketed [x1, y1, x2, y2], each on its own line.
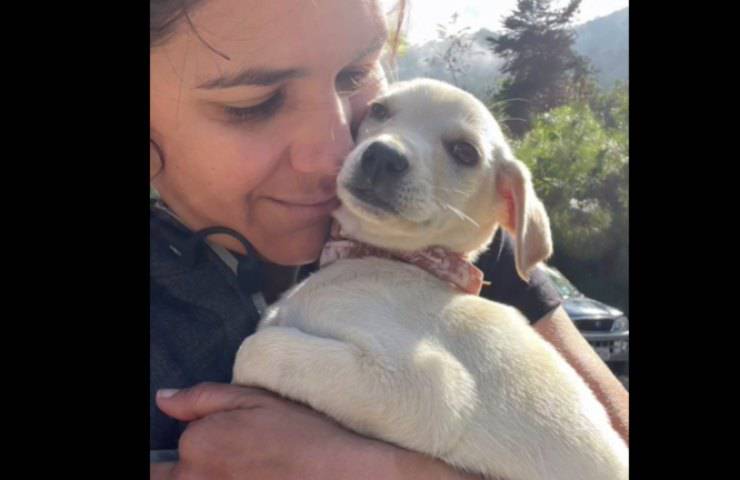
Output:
[150, 0, 409, 61]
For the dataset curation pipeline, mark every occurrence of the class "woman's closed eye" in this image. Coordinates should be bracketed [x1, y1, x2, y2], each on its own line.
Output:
[223, 90, 285, 124]
[220, 63, 379, 124]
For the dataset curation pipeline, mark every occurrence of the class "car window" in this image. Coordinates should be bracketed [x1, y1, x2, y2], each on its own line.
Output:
[543, 268, 580, 299]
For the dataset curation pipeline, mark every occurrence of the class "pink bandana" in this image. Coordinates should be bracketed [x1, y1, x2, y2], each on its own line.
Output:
[319, 224, 486, 295]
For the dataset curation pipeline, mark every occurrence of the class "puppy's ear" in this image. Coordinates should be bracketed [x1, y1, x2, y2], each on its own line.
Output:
[495, 157, 553, 281]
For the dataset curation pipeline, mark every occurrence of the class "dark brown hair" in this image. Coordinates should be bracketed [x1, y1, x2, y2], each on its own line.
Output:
[151, 0, 201, 47]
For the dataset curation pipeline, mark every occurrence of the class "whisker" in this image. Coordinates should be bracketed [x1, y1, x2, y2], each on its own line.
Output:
[436, 200, 480, 228]
[414, 178, 468, 196]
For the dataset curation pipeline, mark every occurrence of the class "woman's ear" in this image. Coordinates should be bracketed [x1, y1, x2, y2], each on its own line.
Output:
[494, 157, 553, 281]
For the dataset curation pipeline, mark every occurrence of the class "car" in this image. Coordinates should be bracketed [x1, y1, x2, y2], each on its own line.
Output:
[541, 265, 629, 375]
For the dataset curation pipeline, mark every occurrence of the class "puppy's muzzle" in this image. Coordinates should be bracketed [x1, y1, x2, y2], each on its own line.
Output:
[360, 141, 409, 185]
[347, 141, 409, 213]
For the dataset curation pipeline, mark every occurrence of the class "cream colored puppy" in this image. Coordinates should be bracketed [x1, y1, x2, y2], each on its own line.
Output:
[233, 79, 628, 480]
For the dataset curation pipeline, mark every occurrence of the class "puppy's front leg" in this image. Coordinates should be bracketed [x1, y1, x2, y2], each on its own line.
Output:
[232, 326, 469, 458]
[232, 326, 396, 438]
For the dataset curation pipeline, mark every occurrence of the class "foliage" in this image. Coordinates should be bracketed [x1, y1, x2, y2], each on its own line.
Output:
[423, 13, 489, 94]
[514, 85, 629, 312]
[488, 0, 591, 137]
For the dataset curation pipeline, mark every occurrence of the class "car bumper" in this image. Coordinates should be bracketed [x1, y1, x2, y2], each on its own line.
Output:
[582, 330, 629, 363]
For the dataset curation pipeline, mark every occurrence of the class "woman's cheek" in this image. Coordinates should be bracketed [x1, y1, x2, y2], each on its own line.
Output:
[234, 135, 286, 182]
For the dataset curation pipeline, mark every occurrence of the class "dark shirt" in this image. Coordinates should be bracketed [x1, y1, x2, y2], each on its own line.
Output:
[477, 228, 563, 322]
[149, 206, 562, 449]
[150, 206, 263, 449]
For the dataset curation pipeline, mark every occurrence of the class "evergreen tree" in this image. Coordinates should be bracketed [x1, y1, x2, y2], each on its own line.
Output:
[488, 0, 591, 137]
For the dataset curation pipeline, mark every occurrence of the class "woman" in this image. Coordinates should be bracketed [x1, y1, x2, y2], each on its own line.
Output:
[150, 0, 628, 478]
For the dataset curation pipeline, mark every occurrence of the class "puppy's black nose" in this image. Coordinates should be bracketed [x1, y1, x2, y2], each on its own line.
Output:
[360, 141, 409, 185]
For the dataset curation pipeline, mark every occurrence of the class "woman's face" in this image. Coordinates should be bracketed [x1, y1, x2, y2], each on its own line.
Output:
[150, 0, 389, 265]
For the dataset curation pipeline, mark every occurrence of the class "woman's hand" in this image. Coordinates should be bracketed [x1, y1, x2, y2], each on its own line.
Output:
[153, 382, 482, 480]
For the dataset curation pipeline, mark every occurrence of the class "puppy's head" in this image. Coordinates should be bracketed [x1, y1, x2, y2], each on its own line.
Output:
[335, 78, 551, 281]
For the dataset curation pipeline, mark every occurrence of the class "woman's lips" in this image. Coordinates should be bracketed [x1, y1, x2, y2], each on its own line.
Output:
[266, 196, 341, 221]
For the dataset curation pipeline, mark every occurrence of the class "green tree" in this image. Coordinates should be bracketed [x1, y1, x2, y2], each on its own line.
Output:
[488, 0, 591, 137]
[589, 80, 628, 132]
[515, 89, 628, 312]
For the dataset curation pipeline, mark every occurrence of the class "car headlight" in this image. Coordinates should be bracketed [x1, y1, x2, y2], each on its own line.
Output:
[611, 315, 629, 332]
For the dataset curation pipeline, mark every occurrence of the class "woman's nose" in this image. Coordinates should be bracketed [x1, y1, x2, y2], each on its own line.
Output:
[290, 93, 354, 175]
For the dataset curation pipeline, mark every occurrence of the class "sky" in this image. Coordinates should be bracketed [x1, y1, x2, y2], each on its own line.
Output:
[384, 0, 629, 44]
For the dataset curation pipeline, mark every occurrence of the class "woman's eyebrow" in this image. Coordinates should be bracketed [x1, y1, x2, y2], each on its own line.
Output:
[197, 67, 308, 90]
[196, 34, 387, 90]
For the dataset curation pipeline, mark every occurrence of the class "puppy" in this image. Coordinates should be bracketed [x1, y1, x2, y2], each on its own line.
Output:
[233, 79, 628, 480]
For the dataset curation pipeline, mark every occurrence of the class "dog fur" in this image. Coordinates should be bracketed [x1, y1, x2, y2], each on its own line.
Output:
[233, 79, 628, 480]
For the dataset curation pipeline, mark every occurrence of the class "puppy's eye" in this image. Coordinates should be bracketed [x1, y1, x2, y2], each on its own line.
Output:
[448, 141, 480, 167]
[369, 102, 390, 121]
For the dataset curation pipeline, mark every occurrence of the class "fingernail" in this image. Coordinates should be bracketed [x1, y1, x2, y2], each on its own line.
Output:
[157, 388, 180, 399]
